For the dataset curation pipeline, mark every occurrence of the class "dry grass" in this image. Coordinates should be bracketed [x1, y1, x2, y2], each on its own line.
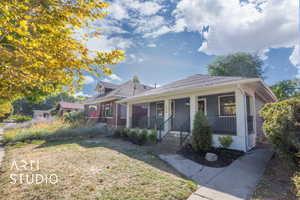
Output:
[0, 136, 197, 200]
[251, 154, 298, 200]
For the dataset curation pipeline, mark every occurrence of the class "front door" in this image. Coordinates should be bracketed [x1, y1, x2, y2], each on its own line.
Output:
[198, 98, 206, 115]
[156, 102, 164, 130]
[171, 98, 190, 131]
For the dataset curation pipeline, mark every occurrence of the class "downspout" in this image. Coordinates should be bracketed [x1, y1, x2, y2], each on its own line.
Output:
[115, 103, 118, 128]
[238, 85, 248, 152]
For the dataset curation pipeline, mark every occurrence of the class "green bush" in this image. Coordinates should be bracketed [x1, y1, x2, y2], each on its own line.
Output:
[113, 129, 122, 137]
[138, 129, 148, 143]
[148, 129, 157, 143]
[63, 111, 85, 126]
[128, 129, 138, 139]
[260, 98, 300, 158]
[191, 111, 212, 152]
[121, 128, 130, 137]
[218, 136, 233, 148]
[8, 115, 32, 123]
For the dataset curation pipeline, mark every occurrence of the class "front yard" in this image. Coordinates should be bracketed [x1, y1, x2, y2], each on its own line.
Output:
[0, 136, 196, 200]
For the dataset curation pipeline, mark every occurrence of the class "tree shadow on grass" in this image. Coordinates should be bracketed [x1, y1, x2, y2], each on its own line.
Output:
[35, 135, 191, 181]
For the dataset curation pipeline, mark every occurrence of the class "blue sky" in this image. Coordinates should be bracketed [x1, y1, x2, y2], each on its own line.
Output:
[77, 0, 299, 97]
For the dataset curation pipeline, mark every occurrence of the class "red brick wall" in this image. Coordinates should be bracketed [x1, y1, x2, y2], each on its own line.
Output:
[85, 100, 126, 127]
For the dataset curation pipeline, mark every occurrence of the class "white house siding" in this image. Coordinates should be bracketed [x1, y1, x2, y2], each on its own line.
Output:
[255, 95, 265, 142]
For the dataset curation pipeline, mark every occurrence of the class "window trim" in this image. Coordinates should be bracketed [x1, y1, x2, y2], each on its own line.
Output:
[101, 102, 113, 118]
[198, 97, 207, 116]
[218, 95, 236, 117]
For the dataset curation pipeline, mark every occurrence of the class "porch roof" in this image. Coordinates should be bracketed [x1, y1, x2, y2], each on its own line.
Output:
[119, 74, 276, 103]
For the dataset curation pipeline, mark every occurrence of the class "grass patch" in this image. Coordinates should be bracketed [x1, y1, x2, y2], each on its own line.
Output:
[0, 136, 197, 200]
[2, 120, 107, 144]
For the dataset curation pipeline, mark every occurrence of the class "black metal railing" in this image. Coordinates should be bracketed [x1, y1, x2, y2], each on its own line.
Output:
[179, 119, 191, 146]
[157, 115, 173, 141]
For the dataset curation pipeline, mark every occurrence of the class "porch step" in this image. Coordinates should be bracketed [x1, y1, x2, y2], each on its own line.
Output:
[154, 132, 191, 154]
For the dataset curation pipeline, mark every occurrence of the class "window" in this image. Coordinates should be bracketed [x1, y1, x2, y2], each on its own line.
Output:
[119, 104, 127, 119]
[219, 95, 236, 116]
[88, 105, 97, 117]
[101, 103, 112, 117]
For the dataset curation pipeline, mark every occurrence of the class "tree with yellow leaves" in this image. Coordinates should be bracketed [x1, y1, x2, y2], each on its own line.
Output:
[0, 0, 124, 116]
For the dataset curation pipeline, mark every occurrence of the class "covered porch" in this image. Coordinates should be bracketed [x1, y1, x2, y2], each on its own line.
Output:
[125, 88, 256, 152]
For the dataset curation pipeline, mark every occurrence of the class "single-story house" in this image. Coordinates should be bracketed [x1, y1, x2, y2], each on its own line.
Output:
[56, 101, 84, 116]
[119, 74, 276, 152]
[83, 80, 152, 127]
[33, 110, 51, 119]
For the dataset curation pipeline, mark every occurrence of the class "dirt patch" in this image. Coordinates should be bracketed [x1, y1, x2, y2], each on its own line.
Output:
[251, 154, 298, 200]
[178, 144, 244, 168]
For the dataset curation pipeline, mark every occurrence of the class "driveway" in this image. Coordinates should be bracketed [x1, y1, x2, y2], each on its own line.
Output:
[159, 147, 273, 200]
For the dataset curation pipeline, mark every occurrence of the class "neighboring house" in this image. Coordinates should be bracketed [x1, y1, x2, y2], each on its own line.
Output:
[56, 101, 84, 116]
[119, 74, 276, 152]
[83, 80, 152, 127]
[33, 110, 51, 119]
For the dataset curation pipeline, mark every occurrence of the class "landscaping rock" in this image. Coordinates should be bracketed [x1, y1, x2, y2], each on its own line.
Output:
[205, 152, 218, 162]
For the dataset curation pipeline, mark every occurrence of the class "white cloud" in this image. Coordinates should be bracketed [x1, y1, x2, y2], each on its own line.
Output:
[86, 36, 132, 53]
[74, 91, 91, 97]
[126, 54, 145, 64]
[109, 74, 122, 81]
[102, 73, 123, 83]
[102, 78, 112, 83]
[147, 43, 157, 48]
[172, 0, 299, 64]
[83, 75, 95, 84]
[108, 0, 163, 20]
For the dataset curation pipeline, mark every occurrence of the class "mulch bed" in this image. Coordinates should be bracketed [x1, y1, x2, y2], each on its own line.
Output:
[178, 144, 244, 168]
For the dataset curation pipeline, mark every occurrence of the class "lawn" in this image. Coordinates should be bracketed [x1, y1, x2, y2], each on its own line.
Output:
[251, 154, 298, 200]
[0, 136, 197, 200]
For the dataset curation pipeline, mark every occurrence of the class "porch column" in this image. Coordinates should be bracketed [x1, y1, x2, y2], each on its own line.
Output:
[235, 89, 247, 152]
[164, 99, 172, 131]
[126, 103, 133, 128]
[190, 95, 197, 131]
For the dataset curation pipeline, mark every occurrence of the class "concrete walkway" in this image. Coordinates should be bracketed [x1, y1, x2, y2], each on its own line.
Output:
[159, 148, 273, 200]
[0, 128, 4, 168]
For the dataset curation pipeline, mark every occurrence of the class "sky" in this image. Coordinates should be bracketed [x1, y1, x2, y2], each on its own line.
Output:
[77, 0, 299, 97]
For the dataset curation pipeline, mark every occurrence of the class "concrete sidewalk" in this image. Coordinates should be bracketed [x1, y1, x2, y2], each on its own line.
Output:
[0, 128, 4, 167]
[159, 148, 273, 200]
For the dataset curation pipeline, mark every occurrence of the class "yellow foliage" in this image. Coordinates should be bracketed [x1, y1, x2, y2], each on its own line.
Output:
[0, 101, 12, 117]
[0, 0, 124, 102]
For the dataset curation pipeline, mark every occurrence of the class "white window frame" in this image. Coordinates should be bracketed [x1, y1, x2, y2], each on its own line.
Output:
[218, 94, 236, 117]
[102, 102, 113, 118]
[198, 97, 207, 116]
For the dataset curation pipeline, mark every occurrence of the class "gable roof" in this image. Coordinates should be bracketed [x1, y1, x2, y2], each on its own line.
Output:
[96, 81, 119, 90]
[59, 101, 84, 109]
[83, 80, 153, 104]
[120, 74, 276, 102]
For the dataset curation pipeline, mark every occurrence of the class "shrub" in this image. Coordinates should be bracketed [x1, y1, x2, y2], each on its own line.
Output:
[113, 128, 122, 137]
[260, 98, 300, 158]
[138, 129, 148, 144]
[191, 111, 212, 152]
[148, 129, 157, 143]
[121, 128, 130, 137]
[218, 136, 233, 149]
[63, 111, 85, 126]
[8, 115, 32, 123]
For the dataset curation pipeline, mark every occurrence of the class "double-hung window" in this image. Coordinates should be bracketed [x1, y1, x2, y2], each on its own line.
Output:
[219, 95, 236, 116]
